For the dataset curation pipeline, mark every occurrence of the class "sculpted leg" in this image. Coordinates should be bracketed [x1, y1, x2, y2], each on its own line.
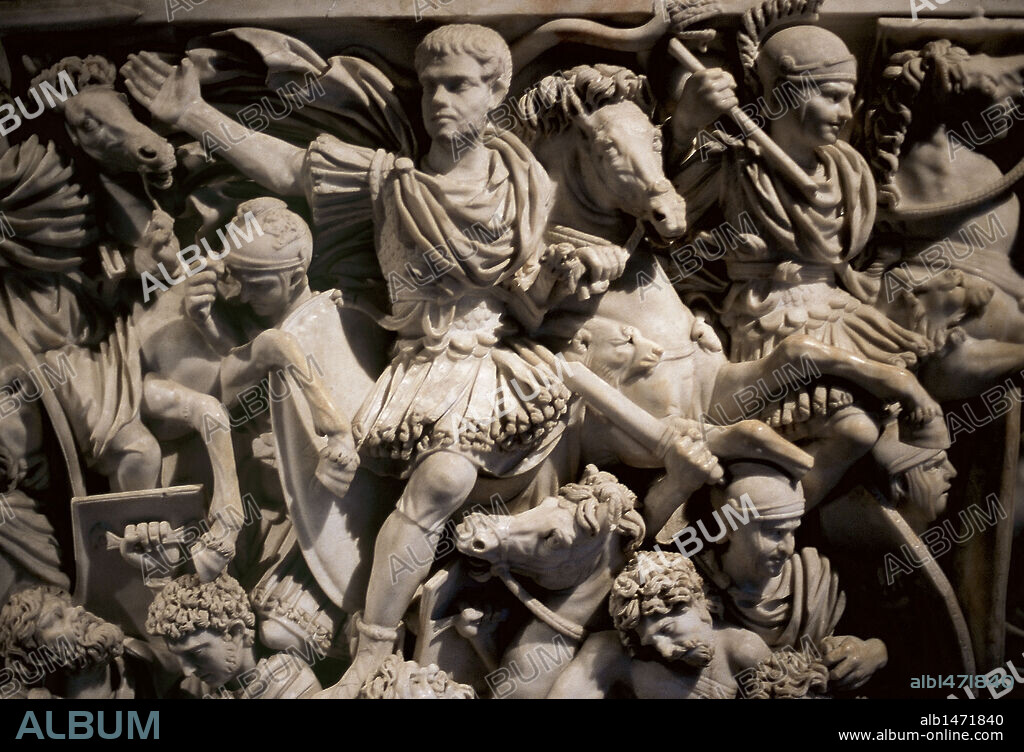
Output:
[98, 420, 162, 493]
[141, 375, 242, 578]
[223, 327, 350, 438]
[319, 450, 478, 698]
[710, 335, 941, 425]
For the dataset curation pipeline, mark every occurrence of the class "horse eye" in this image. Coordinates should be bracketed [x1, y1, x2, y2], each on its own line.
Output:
[544, 529, 565, 547]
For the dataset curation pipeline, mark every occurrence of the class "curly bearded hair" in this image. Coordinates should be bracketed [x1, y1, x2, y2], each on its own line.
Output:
[745, 647, 830, 699]
[359, 653, 476, 699]
[146, 573, 255, 643]
[0, 586, 123, 680]
[609, 550, 708, 657]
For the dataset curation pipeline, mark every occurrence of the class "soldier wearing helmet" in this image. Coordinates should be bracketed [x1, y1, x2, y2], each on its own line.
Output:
[668, 2, 944, 511]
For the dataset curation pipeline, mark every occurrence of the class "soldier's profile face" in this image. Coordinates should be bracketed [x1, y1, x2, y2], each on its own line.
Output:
[419, 52, 496, 144]
[234, 268, 293, 320]
[722, 514, 800, 587]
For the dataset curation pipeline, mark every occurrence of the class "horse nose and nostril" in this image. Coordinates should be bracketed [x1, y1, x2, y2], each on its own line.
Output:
[454, 515, 499, 557]
[132, 140, 175, 167]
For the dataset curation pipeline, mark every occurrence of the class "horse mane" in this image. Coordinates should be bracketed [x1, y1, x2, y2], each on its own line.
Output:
[557, 464, 646, 551]
[516, 64, 654, 141]
[30, 55, 117, 96]
[862, 40, 972, 208]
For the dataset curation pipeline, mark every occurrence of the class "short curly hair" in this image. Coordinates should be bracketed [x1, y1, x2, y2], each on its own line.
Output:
[145, 573, 255, 643]
[609, 550, 708, 657]
[359, 653, 476, 699]
[225, 197, 312, 272]
[414, 24, 512, 99]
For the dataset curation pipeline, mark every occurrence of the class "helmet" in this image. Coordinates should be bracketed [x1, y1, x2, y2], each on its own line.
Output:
[756, 25, 857, 97]
[224, 197, 313, 272]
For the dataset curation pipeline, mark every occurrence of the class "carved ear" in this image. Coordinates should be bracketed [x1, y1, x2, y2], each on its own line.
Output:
[890, 473, 909, 503]
[228, 620, 256, 647]
[570, 329, 592, 355]
[489, 83, 509, 111]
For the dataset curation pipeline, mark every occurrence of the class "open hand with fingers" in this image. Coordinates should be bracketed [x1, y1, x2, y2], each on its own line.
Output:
[121, 52, 203, 127]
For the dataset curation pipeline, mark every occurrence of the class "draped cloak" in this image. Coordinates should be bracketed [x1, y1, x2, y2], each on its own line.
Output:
[700, 548, 845, 651]
[302, 129, 571, 479]
[674, 135, 931, 430]
[0, 136, 143, 466]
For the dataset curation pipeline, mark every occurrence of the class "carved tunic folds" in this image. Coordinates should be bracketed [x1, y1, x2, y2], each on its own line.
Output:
[304, 132, 572, 478]
[676, 138, 932, 430]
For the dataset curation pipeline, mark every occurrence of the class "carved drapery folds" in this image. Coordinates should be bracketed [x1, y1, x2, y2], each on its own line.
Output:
[0, 0, 1021, 701]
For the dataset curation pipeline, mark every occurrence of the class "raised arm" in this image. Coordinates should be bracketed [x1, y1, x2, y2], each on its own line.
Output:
[121, 53, 306, 196]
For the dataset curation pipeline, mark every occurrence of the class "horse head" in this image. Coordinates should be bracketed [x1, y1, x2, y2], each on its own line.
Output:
[454, 466, 645, 591]
[519, 65, 686, 243]
[576, 101, 687, 241]
[31, 56, 176, 188]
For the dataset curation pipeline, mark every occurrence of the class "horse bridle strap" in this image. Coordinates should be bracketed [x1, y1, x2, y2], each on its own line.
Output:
[493, 568, 589, 643]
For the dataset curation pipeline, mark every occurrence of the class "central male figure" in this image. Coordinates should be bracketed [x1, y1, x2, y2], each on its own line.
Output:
[123, 25, 571, 695]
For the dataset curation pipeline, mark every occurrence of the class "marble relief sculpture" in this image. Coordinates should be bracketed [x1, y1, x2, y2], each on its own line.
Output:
[0, 0, 1022, 701]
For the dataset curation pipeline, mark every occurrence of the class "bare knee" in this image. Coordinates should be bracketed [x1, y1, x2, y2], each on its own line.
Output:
[106, 421, 162, 490]
[409, 452, 478, 504]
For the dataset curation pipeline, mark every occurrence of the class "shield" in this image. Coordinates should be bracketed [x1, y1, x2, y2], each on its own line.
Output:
[70, 484, 206, 638]
[270, 292, 398, 614]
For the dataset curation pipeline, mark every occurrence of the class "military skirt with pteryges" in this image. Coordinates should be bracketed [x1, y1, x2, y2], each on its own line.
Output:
[352, 296, 572, 480]
[721, 266, 931, 435]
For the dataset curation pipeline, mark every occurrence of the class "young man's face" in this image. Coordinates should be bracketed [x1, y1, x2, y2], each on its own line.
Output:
[233, 268, 295, 321]
[166, 629, 245, 688]
[790, 81, 855, 147]
[419, 52, 499, 144]
[722, 516, 800, 588]
[636, 601, 714, 667]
